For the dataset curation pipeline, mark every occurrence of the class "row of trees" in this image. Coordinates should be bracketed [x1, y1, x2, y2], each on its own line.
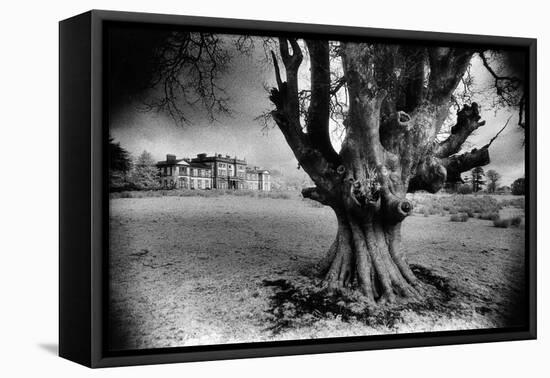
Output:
[453, 167, 524, 195]
[109, 136, 159, 191]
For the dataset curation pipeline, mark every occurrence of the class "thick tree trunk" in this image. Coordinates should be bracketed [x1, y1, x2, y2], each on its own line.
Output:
[321, 203, 419, 304]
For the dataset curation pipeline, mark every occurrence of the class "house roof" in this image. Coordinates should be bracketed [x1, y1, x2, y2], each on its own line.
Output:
[192, 154, 246, 165]
[156, 159, 189, 167]
[246, 167, 270, 174]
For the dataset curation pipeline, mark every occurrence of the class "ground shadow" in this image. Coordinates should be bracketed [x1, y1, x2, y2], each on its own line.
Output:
[262, 265, 457, 334]
[38, 343, 58, 355]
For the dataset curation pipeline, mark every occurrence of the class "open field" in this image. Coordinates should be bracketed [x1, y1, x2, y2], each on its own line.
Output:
[108, 194, 526, 351]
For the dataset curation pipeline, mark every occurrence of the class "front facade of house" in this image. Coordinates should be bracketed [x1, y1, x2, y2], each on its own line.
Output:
[157, 154, 213, 190]
[192, 153, 247, 190]
[156, 153, 271, 191]
[245, 167, 271, 191]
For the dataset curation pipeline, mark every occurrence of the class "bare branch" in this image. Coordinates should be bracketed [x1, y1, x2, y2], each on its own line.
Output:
[144, 32, 232, 125]
[442, 147, 490, 184]
[428, 48, 475, 103]
[435, 103, 486, 158]
[486, 115, 513, 148]
[302, 186, 333, 206]
[479, 51, 525, 129]
[479, 52, 522, 84]
[269, 45, 337, 192]
[270, 51, 283, 89]
[305, 39, 340, 165]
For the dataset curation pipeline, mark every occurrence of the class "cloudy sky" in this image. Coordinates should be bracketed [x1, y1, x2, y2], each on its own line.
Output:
[110, 34, 525, 186]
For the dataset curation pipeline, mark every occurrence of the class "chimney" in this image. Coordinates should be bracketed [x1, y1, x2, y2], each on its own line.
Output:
[166, 154, 176, 162]
[197, 153, 207, 160]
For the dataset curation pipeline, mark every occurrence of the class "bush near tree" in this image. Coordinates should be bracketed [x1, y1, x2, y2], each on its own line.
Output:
[511, 177, 525, 195]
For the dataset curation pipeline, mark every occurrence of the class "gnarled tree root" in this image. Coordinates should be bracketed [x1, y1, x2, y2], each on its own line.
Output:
[321, 211, 421, 305]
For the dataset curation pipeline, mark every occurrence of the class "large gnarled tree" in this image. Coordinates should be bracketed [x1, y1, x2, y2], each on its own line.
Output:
[268, 40, 505, 304]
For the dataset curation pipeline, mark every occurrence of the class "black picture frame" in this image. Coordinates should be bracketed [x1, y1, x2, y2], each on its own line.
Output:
[59, 9, 537, 368]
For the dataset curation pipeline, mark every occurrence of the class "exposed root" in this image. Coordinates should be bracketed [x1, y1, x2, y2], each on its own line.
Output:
[263, 267, 455, 334]
[322, 211, 421, 305]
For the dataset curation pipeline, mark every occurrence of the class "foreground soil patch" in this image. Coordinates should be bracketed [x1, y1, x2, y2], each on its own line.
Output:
[108, 195, 526, 350]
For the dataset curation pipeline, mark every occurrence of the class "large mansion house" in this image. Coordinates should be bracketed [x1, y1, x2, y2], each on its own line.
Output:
[156, 153, 271, 191]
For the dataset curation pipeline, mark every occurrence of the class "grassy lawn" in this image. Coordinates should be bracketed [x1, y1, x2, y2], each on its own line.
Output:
[108, 194, 526, 351]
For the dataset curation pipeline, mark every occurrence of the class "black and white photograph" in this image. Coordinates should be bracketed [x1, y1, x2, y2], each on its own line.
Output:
[106, 21, 530, 352]
[3, 0, 549, 375]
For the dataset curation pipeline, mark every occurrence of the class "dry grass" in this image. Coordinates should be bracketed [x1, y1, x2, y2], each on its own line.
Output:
[110, 188, 296, 200]
[108, 195, 526, 350]
[409, 193, 503, 218]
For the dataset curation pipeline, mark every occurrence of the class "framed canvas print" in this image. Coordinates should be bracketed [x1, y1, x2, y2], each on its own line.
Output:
[59, 10, 536, 368]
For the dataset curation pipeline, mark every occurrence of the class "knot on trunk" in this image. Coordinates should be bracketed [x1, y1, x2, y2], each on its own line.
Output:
[396, 110, 412, 128]
[384, 197, 413, 223]
[349, 178, 381, 207]
[336, 165, 346, 175]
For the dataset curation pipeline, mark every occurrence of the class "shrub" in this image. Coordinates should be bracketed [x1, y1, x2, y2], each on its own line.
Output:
[511, 216, 522, 227]
[493, 218, 511, 228]
[428, 206, 439, 215]
[450, 213, 469, 222]
[479, 212, 499, 221]
[407, 192, 503, 222]
[457, 184, 473, 195]
[511, 178, 525, 195]
[501, 197, 525, 209]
